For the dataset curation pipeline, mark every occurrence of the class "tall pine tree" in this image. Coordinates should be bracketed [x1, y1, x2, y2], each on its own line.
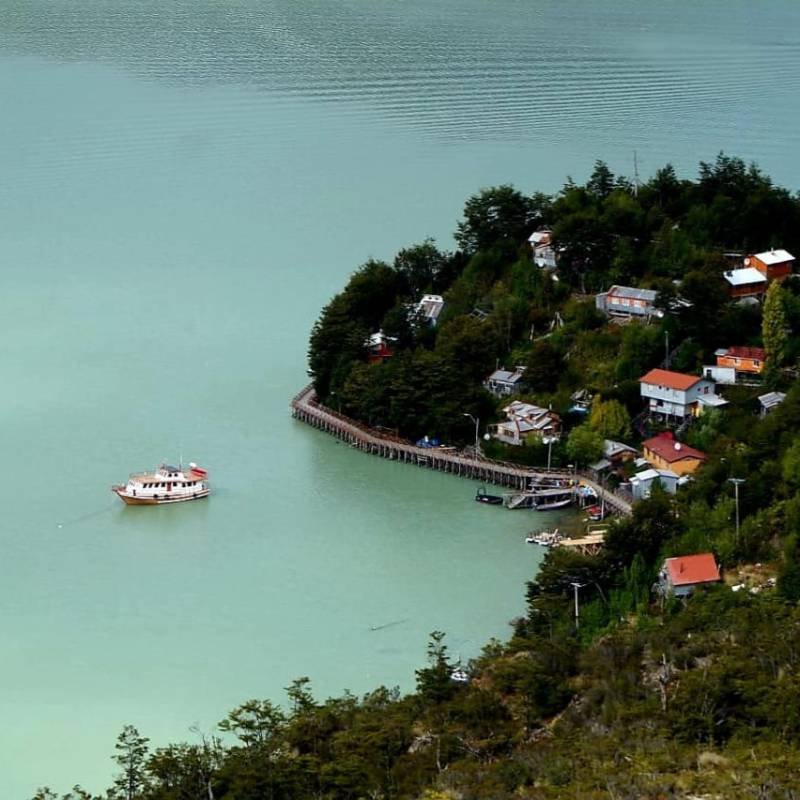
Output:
[762, 281, 788, 384]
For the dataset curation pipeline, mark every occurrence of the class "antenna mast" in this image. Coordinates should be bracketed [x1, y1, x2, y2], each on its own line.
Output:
[633, 150, 641, 197]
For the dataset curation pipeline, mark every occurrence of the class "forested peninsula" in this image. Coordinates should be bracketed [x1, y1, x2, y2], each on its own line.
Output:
[41, 157, 800, 799]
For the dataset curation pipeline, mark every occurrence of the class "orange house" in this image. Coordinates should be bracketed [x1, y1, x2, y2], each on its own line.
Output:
[746, 249, 795, 282]
[642, 431, 707, 476]
[715, 346, 765, 375]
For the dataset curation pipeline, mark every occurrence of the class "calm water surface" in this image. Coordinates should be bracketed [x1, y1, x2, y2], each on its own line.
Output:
[2, 1, 799, 795]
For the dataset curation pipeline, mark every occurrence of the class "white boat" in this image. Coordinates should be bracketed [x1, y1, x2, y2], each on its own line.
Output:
[526, 528, 562, 546]
[112, 462, 210, 505]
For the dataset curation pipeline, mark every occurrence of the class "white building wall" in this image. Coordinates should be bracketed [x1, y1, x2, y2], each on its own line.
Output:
[641, 378, 715, 417]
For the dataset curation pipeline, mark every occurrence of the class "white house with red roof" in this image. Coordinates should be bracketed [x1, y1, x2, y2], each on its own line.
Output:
[639, 368, 717, 419]
[659, 553, 721, 598]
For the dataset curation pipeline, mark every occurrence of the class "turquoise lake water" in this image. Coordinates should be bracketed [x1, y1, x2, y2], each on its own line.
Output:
[1, 1, 799, 795]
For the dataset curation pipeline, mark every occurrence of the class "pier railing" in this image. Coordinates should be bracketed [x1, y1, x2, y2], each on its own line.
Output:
[290, 384, 632, 516]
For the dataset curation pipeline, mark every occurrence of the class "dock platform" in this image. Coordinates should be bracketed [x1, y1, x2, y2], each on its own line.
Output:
[291, 384, 632, 516]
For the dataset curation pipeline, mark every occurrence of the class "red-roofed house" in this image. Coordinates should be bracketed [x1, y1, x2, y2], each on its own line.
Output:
[642, 431, 707, 476]
[715, 346, 765, 375]
[639, 369, 716, 419]
[659, 553, 721, 598]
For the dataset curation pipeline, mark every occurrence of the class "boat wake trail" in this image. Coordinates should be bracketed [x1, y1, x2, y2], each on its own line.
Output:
[57, 502, 115, 529]
[369, 618, 410, 632]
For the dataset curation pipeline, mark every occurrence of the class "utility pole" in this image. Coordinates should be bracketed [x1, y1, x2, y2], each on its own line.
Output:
[665, 329, 670, 369]
[570, 582, 585, 630]
[545, 436, 555, 470]
[728, 478, 745, 542]
[633, 150, 641, 198]
[463, 413, 480, 459]
[600, 471, 606, 519]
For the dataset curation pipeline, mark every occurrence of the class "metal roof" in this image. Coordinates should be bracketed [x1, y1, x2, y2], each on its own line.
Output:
[723, 346, 765, 360]
[603, 439, 637, 458]
[631, 468, 678, 483]
[416, 294, 445, 320]
[640, 368, 703, 391]
[759, 391, 786, 409]
[724, 267, 767, 286]
[528, 229, 552, 244]
[606, 285, 658, 302]
[643, 432, 707, 463]
[753, 249, 794, 265]
[664, 553, 720, 586]
[697, 394, 728, 407]
[488, 369, 523, 384]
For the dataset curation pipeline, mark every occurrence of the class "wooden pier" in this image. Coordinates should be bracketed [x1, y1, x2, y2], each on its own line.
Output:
[291, 384, 633, 516]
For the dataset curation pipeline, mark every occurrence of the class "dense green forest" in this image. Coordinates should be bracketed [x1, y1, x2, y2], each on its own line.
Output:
[40, 158, 800, 799]
[308, 154, 800, 458]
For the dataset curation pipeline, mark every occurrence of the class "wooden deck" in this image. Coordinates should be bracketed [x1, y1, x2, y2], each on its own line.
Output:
[558, 532, 606, 556]
[290, 384, 633, 517]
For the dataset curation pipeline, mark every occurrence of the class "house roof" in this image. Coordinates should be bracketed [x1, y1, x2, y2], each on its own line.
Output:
[724, 267, 767, 286]
[640, 368, 703, 391]
[367, 330, 396, 347]
[606, 285, 658, 302]
[416, 294, 445, 321]
[631, 468, 679, 483]
[753, 249, 794, 265]
[720, 346, 765, 361]
[643, 432, 707, 463]
[504, 401, 547, 417]
[487, 369, 524, 384]
[603, 439, 637, 458]
[696, 394, 728, 407]
[759, 391, 787, 409]
[528, 229, 552, 244]
[664, 553, 721, 587]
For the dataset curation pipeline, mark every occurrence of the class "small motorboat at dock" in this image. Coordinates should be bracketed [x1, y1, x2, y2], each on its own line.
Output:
[526, 528, 563, 546]
[475, 486, 504, 505]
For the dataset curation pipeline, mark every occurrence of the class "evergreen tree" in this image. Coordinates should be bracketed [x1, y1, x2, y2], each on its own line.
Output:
[524, 340, 563, 392]
[112, 725, 149, 800]
[415, 631, 456, 705]
[778, 536, 800, 603]
[586, 160, 615, 200]
[763, 281, 788, 380]
[455, 185, 534, 254]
